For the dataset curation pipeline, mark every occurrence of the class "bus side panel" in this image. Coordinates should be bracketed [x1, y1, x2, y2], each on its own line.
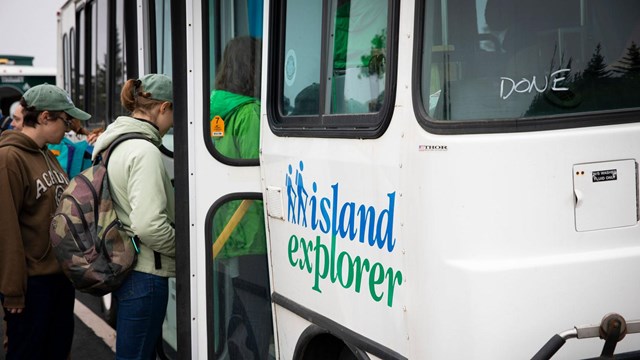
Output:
[261, 129, 410, 356]
[404, 124, 640, 358]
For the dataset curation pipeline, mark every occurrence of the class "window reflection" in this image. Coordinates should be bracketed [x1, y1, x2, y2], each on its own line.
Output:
[91, 0, 108, 129]
[77, 10, 85, 112]
[422, 0, 640, 121]
[210, 199, 272, 359]
[113, 0, 127, 119]
[281, 0, 388, 117]
[210, 37, 262, 159]
[282, 0, 322, 116]
[154, 0, 173, 76]
[208, 0, 263, 161]
[331, 0, 387, 114]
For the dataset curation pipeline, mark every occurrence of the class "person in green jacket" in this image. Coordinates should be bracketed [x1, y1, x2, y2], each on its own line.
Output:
[210, 36, 266, 258]
[210, 36, 262, 160]
[210, 36, 273, 359]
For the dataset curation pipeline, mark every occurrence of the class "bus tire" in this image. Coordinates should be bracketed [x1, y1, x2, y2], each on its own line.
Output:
[295, 326, 366, 360]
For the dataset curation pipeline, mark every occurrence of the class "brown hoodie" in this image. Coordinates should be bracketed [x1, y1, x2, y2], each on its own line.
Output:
[0, 130, 69, 308]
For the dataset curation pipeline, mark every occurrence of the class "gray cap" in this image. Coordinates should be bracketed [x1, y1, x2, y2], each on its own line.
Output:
[23, 84, 91, 121]
[140, 74, 173, 103]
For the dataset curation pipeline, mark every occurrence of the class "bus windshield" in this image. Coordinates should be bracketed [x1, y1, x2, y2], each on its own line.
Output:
[421, 0, 640, 122]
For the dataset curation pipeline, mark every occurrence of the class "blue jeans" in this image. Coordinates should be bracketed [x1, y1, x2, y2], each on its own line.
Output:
[114, 271, 168, 360]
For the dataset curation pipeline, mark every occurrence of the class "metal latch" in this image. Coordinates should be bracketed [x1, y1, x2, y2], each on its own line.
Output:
[532, 313, 640, 360]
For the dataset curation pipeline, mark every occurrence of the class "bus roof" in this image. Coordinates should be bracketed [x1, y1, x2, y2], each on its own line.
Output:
[0, 65, 56, 77]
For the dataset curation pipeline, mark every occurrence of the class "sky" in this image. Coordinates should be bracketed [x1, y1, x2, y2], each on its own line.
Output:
[0, 0, 64, 68]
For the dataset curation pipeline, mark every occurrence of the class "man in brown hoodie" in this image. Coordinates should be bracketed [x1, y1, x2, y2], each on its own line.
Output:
[0, 84, 90, 360]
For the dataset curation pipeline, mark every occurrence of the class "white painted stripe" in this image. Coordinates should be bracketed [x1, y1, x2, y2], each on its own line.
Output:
[73, 299, 116, 352]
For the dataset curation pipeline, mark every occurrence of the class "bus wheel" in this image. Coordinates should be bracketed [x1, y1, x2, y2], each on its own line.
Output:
[299, 333, 363, 360]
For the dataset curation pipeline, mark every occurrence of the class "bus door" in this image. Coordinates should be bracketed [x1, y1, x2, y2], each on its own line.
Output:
[189, 0, 273, 359]
[259, 0, 408, 359]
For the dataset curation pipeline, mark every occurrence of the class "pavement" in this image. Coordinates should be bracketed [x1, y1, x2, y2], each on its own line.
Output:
[72, 312, 116, 359]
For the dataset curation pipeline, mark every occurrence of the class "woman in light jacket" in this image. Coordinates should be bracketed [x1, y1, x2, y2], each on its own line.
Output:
[91, 74, 175, 360]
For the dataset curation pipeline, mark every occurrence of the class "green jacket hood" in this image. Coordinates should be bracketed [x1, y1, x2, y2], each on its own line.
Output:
[91, 116, 163, 160]
[210, 90, 257, 119]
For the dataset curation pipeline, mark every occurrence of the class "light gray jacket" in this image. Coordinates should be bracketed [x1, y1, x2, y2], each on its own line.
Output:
[92, 116, 175, 277]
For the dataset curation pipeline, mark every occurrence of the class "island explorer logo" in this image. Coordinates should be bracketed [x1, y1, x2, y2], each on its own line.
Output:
[284, 161, 403, 307]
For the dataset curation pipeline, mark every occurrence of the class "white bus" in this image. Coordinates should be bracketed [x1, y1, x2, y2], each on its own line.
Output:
[0, 55, 56, 122]
[58, 0, 640, 359]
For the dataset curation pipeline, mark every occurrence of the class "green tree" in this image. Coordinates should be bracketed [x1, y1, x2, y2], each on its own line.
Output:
[360, 29, 387, 78]
[613, 41, 640, 79]
[582, 43, 612, 79]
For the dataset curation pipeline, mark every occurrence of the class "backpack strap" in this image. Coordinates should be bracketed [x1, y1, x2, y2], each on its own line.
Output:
[98, 132, 149, 167]
[101, 133, 163, 270]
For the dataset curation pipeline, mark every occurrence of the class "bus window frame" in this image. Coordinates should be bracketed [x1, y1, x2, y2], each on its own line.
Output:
[266, 0, 400, 139]
[78, 3, 91, 119]
[203, 192, 267, 359]
[63, 33, 70, 92]
[201, 0, 261, 167]
[411, 0, 640, 135]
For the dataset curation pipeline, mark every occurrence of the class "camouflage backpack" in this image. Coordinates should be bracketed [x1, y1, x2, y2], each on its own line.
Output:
[50, 133, 148, 296]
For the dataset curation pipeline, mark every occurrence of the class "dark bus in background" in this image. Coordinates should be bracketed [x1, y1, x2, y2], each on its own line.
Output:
[0, 55, 56, 119]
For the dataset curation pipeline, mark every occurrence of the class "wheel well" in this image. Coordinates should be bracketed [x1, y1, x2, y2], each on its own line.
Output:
[293, 325, 368, 360]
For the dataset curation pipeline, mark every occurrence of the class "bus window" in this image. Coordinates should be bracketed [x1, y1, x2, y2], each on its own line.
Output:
[270, 0, 396, 138]
[63, 33, 70, 92]
[282, 0, 322, 116]
[283, 0, 388, 116]
[113, 0, 128, 119]
[420, 0, 640, 124]
[330, 0, 387, 114]
[207, 197, 273, 360]
[90, 0, 108, 128]
[154, 0, 173, 77]
[207, 0, 264, 162]
[69, 28, 76, 102]
[77, 9, 86, 112]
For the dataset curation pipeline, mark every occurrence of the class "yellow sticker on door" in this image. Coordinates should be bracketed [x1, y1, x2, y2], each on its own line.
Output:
[210, 115, 225, 138]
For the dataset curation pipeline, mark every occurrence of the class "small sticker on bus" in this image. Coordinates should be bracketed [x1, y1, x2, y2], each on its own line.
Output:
[419, 145, 448, 152]
[210, 115, 225, 138]
[592, 169, 617, 182]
